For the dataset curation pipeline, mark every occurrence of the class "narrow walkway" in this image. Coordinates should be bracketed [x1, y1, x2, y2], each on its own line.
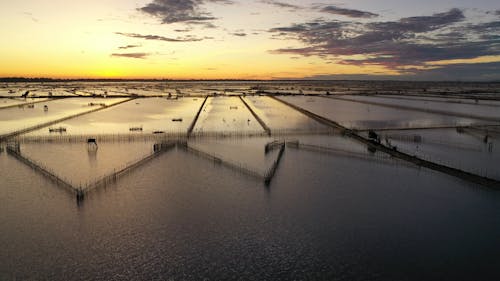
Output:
[239, 96, 271, 135]
[187, 96, 208, 137]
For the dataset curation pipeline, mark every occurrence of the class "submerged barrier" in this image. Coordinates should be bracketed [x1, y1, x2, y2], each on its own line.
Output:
[384, 133, 482, 151]
[12, 128, 335, 144]
[179, 141, 287, 185]
[179, 142, 263, 180]
[285, 141, 411, 167]
[84, 141, 177, 193]
[5, 140, 177, 203]
[13, 133, 188, 144]
[5, 143, 76, 194]
[271, 96, 500, 189]
[466, 126, 500, 138]
[265, 140, 284, 154]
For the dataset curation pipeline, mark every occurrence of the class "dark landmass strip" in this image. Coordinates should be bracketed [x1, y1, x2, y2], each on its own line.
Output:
[1, 77, 500, 84]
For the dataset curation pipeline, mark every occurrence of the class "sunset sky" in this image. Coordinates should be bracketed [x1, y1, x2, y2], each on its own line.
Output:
[0, 0, 499, 80]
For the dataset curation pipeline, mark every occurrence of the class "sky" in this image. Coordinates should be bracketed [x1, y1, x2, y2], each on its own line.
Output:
[0, 0, 499, 80]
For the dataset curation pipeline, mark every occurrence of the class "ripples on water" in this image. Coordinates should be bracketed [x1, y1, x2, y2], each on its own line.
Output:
[1, 90, 500, 280]
[1, 143, 499, 280]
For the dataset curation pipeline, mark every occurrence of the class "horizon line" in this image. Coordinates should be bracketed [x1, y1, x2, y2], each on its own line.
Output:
[1, 77, 500, 83]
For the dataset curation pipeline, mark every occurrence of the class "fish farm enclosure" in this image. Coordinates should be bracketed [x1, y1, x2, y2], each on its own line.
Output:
[1, 81, 500, 281]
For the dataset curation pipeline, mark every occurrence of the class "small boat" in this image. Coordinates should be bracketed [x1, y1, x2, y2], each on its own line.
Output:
[49, 127, 67, 133]
[171, 118, 183, 122]
[88, 102, 106, 107]
[129, 126, 143, 131]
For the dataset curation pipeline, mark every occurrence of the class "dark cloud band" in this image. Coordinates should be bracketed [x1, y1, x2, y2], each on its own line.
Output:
[268, 9, 500, 70]
[111, 53, 149, 59]
[138, 0, 233, 25]
[319, 6, 378, 18]
[115, 32, 205, 42]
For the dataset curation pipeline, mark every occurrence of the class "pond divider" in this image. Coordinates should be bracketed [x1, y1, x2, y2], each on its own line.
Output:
[5, 143, 76, 194]
[369, 94, 500, 108]
[187, 96, 209, 137]
[239, 96, 271, 136]
[264, 142, 285, 185]
[178, 141, 263, 180]
[466, 126, 500, 138]
[285, 141, 411, 167]
[83, 141, 177, 194]
[11, 129, 335, 144]
[265, 140, 283, 154]
[271, 96, 500, 189]
[0, 98, 55, 110]
[324, 96, 500, 123]
[178, 141, 286, 185]
[0, 98, 135, 142]
[5, 140, 177, 203]
[384, 133, 482, 151]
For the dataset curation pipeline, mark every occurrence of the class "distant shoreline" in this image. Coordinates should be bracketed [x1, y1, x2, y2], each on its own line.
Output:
[1, 77, 499, 84]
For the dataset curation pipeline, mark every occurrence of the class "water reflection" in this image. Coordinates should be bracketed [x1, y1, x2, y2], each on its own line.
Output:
[87, 146, 97, 166]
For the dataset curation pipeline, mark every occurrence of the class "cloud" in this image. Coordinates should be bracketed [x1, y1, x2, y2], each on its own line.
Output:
[138, 0, 233, 25]
[232, 32, 247, 36]
[111, 53, 149, 59]
[319, 6, 378, 18]
[115, 32, 206, 42]
[23, 12, 39, 22]
[299, 61, 500, 81]
[260, 0, 300, 10]
[268, 9, 500, 70]
[118, 44, 141, 50]
[174, 28, 193, 32]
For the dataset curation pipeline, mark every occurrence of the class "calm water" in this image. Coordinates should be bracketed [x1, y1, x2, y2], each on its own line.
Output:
[280, 96, 485, 129]
[1, 143, 499, 280]
[1, 86, 500, 280]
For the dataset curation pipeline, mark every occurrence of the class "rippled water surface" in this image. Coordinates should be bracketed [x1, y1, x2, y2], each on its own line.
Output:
[1, 85, 500, 280]
[1, 140, 499, 281]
